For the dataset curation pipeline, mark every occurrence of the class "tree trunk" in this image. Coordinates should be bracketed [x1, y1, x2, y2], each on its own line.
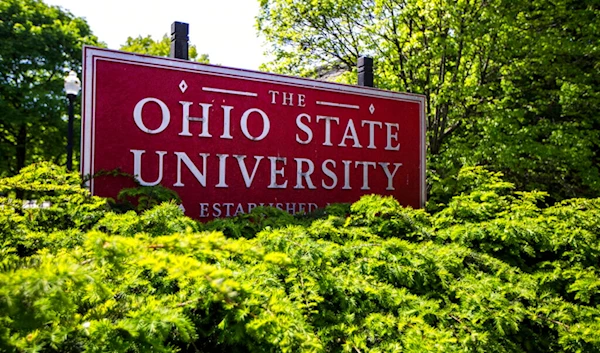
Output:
[16, 124, 27, 172]
[15, 124, 27, 200]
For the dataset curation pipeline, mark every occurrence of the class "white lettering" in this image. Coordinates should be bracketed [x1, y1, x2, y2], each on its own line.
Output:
[199, 203, 209, 217]
[282, 92, 294, 106]
[298, 94, 306, 107]
[131, 149, 166, 186]
[295, 113, 313, 144]
[385, 123, 400, 151]
[133, 98, 170, 134]
[342, 160, 352, 190]
[321, 159, 337, 190]
[234, 155, 264, 188]
[216, 154, 229, 188]
[179, 101, 212, 137]
[223, 203, 234, 217]
[379, 162, 403, 190]
[294, 158, 316, 189]
[286, 203, 296, 214]
[268, 157, 288, 189]
[234, 203, 244, 216]
[339, 120, 362, 148]
[361, 120, 383, 149]
[220, 106, 233, 139]
[268, 90, 279, 104]
[240, 108, 270, 141]
[316, 115, 340, 146]
[212, 203, 222, 217]
[174, 152, 209, 187]
[355, 161, 377, 190]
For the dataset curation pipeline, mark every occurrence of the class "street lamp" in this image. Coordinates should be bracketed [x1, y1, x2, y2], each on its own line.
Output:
[64, 71, 81, 171]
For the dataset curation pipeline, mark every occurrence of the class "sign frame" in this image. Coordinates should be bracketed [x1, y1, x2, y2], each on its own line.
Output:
[82, 46, 427, 214]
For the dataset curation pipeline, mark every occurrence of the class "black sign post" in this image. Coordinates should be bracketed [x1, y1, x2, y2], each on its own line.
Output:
[357, 56, 374, 87]
[170, 22, 189, 60]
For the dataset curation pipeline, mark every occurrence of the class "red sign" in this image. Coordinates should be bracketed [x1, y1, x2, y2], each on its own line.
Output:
[82, 47, 426, 219]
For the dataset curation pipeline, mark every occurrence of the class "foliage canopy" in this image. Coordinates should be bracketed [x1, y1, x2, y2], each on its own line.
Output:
[120, 34, 210, 63]
[257, 0, 600, 202]
[0, 0, 98, 175]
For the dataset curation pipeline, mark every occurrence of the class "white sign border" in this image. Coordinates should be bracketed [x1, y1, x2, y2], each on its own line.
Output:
[82, 46, 427, 207]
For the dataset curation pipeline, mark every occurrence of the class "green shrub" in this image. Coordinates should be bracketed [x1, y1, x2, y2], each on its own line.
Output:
[1, 163, 599, 352]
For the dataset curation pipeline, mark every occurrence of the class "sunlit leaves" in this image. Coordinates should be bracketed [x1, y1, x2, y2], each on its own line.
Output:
[119, 34, 210, 64]
[257, 0, 600, 202]
[1, 163, 599, 351]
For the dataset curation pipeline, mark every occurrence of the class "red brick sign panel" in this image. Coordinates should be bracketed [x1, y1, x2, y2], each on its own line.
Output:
[82, 47, 426, 219]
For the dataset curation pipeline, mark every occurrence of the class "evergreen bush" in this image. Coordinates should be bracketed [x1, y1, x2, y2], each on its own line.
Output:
[1, 162, 599, 352]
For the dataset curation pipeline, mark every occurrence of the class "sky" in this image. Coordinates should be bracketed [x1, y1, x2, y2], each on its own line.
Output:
[44, 0, 269, 70]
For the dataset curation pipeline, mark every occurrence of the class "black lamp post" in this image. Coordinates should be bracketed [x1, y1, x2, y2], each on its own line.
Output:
[64, 71, 81, 171]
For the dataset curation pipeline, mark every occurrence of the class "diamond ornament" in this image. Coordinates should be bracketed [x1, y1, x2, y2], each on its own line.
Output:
[369, 104, 375, 114]
[179, 80, 188, 93]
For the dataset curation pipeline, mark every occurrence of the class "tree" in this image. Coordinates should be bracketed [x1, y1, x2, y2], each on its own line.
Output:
[257, 0, 600, 201]
[120, 34, 210, 63]
[258, 0, 508, 153]
[447, 0, 600, 200]
[0, 0, 98, 176]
